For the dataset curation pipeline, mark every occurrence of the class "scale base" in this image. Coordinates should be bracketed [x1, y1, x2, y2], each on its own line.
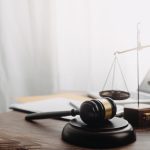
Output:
[62, 117, 136, 148]
[124, 104, 150, 128]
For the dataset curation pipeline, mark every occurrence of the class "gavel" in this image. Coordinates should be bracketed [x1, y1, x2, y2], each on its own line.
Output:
[25, 98, 117, 125]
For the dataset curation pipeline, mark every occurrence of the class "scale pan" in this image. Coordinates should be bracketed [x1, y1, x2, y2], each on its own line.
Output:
[99, 90, 130, 100]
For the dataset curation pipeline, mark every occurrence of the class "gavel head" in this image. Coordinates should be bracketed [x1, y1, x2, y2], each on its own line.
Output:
[79, 98, 117, 125]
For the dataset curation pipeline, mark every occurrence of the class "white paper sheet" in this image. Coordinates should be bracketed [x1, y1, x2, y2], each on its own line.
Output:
[10, 97, 123, 120]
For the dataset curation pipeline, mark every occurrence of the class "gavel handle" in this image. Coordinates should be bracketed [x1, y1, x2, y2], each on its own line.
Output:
[25, 109, 79, 121]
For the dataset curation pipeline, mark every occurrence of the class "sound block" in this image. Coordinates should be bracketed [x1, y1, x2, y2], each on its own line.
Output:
[62, 117, 136, 148]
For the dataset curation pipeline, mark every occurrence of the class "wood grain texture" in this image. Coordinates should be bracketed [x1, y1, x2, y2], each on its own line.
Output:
[0, 111, 149, 149]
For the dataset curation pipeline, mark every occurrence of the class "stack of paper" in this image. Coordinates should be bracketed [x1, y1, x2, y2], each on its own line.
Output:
[10, 97, 123, 119]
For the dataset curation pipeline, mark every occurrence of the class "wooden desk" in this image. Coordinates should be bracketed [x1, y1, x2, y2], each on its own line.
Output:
[0, 93, 149, 149]
[0, 111, 149, 150]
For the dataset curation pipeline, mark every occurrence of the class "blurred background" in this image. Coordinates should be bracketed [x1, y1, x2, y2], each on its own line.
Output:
[0, 0, 150, 111]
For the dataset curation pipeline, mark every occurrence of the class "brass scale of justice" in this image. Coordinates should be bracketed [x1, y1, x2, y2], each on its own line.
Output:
[100, 24, 150, 103]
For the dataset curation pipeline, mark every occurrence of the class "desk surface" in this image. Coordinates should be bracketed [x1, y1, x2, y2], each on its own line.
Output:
[0, 111, 149, 150]
[1, 92, 150, 149]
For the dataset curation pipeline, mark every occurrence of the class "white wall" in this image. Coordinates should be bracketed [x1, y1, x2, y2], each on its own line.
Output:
[55, 0, 150, 93]
[1, 0, 150, 111]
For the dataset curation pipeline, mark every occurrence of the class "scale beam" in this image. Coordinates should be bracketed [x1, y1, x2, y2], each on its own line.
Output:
[114, 45, 150, 55]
